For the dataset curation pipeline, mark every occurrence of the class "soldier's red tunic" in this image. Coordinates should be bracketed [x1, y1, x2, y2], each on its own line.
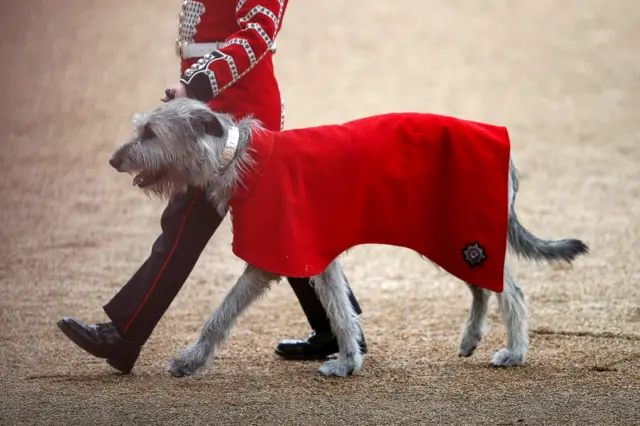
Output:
[228, 113, 512, 293]
[178, 0, 288, 130]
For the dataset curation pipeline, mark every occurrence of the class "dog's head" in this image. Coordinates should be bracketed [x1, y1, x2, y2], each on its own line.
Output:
[109, 98, 234, 199]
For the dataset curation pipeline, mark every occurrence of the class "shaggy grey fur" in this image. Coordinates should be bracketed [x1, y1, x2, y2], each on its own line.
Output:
[110, 98, 589, 378]
[167, 265, 281, 377]
[110, 98, 260, 216]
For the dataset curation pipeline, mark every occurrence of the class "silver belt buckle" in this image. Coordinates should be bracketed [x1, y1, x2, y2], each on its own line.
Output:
[175, 39, 185, 59]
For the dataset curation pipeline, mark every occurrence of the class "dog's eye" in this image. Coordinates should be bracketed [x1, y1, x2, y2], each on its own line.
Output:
[140, 125, 156, 140]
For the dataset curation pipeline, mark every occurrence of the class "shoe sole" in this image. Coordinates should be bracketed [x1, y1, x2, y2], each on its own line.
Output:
[56, 319, 135, 375]
[274, 347, 335, 360]
[274, 347, 368, 361]
[106, 357, 134, 375]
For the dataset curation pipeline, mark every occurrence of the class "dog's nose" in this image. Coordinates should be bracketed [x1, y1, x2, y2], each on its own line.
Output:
[109, 157, 123, 170]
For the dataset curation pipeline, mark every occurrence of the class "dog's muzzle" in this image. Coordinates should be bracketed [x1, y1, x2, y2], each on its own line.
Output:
[109, 156, 123, 171]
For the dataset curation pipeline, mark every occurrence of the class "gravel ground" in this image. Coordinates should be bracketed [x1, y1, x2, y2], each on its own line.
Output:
[1, 1, 638, 424]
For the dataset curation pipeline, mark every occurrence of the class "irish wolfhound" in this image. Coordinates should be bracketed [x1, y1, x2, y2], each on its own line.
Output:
[109, 98, 588, 378]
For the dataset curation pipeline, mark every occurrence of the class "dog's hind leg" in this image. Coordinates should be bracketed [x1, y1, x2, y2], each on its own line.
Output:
[167, 265, 280, 377]
[458, 283, 491, 357]
[312, 260, 364, 377]
[491, 263, 528, 367]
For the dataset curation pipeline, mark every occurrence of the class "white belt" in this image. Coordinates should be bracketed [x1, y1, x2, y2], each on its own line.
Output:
[176, 41, 226, 59]
[176, 40, 276, 59]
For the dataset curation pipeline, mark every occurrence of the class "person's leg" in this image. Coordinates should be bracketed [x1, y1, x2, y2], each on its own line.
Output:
[103, 187, 223, 344]
[287, 277, 362, 332]
[57, 187, 224, 373]
[274, 276, 367, 360]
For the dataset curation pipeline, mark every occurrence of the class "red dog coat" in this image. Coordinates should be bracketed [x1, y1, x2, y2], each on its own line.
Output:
[228, 113, 512, 293]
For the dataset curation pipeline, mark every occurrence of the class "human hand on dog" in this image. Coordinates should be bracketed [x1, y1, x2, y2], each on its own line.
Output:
[161, 82, 188, 102]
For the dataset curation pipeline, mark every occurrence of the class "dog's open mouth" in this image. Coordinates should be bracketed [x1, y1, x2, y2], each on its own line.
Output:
[132, 170, 166, 188]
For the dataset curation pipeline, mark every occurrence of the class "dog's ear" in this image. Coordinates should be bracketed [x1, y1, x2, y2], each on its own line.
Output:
[201, 114, 224, 138]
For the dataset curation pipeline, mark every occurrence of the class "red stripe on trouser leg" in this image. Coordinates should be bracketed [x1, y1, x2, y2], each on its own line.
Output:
[122, 189, 202, 333]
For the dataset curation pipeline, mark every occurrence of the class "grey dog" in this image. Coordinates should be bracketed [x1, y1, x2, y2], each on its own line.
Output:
[109, 98, 588, 378]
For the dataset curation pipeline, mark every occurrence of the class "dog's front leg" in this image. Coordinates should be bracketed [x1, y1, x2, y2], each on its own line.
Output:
[168, 265, 280, 377]
[311, 260, 364, 377]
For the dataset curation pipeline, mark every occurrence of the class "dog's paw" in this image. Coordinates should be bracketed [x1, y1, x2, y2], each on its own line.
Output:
[457, 333, 482, 357]
[167, 347, 210, 378]
[490, 348, 526, 367]
[167, 355, 198, 378]
[319, 354, 363, 377]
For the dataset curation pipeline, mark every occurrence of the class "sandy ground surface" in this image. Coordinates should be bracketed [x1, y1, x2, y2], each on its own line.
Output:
[1, 0, 639, 424]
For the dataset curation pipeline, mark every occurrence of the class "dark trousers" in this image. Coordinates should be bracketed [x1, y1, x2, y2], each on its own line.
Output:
[104, 187, 363, 345]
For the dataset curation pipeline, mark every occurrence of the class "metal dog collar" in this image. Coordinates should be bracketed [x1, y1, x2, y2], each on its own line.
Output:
[220, 126, 240, 170]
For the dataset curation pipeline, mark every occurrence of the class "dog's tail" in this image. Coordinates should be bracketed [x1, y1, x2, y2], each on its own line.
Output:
[506, 159, 589, 264]
[507, 211, 589, 264]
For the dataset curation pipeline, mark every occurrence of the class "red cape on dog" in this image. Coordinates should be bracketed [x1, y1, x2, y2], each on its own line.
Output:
[228, 113, 511, 293]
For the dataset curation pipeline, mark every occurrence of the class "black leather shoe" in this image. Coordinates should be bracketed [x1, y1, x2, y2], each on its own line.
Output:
[56, 317, 141, 374]
[275, 330, 368, 360]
